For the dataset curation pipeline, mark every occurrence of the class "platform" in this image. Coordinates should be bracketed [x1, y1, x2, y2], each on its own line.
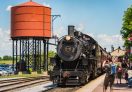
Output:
[93, 78, 132, 92]
[76, 70, 132, 92]
[76, 74, 105, 92]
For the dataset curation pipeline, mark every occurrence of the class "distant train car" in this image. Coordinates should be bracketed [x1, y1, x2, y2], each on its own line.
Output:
[50, 25, 111, 85]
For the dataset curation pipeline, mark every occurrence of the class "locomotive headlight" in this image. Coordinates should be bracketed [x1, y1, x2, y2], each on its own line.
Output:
[65, 36, 71, 41]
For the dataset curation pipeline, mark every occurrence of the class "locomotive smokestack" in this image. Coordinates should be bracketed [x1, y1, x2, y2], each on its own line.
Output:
[68, 25, 75, 36]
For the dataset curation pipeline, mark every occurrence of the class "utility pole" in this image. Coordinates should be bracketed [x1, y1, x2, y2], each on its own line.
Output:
[51, 15, 61, 44]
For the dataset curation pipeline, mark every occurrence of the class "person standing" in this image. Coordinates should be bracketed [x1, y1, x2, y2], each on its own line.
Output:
[121, 58, 128, 78]
[117, 65, 122, 84]
[114, 57, 122, 84]
[103, 58, 116, 92]
[125, 70, 129, 84]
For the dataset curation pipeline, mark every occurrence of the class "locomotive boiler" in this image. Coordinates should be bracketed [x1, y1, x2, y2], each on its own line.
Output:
[50, 25, 111, 85]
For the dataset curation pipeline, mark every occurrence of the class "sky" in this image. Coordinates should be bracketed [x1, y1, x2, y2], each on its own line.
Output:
[0, 0, 132, 56]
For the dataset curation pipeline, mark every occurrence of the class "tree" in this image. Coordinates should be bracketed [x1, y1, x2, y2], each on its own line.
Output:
[0, 57, 2, 60]
[48, 51, 56, 68]
[48, 51, 56, 58]
[121, 5, 132, 48]
[3, 55, 12, 60]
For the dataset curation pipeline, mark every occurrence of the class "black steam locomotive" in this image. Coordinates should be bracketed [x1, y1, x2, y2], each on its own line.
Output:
[50, 25, 111, 85]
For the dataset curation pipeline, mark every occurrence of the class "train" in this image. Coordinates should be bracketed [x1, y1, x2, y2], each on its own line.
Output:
[50, 25, 111, 85]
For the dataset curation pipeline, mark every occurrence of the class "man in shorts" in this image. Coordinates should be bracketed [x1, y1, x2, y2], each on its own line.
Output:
[103, 58, 116, 92]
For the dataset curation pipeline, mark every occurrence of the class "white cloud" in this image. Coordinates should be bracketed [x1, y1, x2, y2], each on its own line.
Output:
[76, 23, 85, 31]
[75, 23, 124, 51]
[6, 5, 12, 11]
[52, 25, 124, 52]
[86, 33, 95, 38]
[94, 34, 124, 52]
[43, 2, 50, 7]
[0, 28, 12, 56]
[53, 23, 85, 37]
[49, 26, 66, 51]
[0, 25, 124, 56]
[53, 26, 66, 37]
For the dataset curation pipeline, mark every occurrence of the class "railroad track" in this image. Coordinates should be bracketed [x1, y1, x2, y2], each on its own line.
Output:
[0, 76, 47, 84]
[43, 74, 104, 92]
[0, 76, 50, 92]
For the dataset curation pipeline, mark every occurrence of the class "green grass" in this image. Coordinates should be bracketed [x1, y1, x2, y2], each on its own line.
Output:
[0, 60, 12, 64]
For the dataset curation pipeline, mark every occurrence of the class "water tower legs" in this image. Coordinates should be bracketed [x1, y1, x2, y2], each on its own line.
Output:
[12, 38, 49, 74]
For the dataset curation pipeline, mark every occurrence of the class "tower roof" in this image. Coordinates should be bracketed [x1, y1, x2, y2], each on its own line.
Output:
[17, 1, 43, 6]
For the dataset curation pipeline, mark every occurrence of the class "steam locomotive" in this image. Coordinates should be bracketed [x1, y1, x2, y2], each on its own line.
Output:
[50, 25, 111, 85]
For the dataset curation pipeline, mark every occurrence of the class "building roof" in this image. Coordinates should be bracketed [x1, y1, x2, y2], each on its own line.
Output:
[111, 48, 126, 57]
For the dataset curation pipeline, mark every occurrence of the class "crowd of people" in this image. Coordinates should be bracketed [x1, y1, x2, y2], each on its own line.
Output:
[103, 56, 130, 92]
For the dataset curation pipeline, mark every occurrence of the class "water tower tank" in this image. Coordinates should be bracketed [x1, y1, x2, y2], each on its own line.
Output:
[11, 1, 51, 38]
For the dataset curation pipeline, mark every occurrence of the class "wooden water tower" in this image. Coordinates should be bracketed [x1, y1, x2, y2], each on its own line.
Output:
[11, 0, 51, 73]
